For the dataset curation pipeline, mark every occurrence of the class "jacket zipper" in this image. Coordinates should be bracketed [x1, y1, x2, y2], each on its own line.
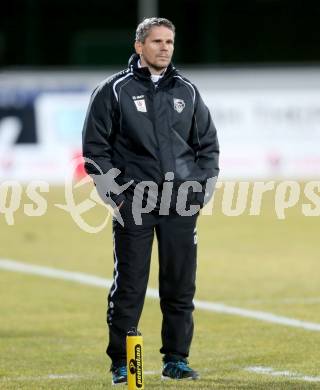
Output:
[150, 82, 165, 182]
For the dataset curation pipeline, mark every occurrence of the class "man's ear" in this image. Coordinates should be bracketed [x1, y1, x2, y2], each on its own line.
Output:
[134, 40, 142, 55]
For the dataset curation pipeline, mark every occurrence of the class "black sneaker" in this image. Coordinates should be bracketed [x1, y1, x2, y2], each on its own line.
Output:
[162, 360, 199, 380]
[111, 364, 127, 385]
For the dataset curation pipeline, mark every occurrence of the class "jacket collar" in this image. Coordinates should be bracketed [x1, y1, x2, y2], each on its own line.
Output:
[128, 53, 177, 83]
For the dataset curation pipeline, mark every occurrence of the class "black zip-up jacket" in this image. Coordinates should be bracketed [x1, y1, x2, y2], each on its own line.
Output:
[82, 54, 219, 208]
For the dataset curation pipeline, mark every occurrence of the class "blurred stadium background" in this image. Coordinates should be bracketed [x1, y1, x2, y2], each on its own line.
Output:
[1, 1, 320, 389]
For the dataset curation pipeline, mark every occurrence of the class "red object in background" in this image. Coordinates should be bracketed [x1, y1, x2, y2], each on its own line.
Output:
[72, 150, 87, 180]
[267, 152, 282, 169]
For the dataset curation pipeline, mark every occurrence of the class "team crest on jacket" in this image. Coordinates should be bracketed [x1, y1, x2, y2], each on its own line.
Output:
[173, 98, 185, 113]
[132, 96, 147, 112]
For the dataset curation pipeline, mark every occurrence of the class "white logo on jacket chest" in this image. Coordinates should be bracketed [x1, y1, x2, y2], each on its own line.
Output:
[173, 98, 185, 113]
[132, 95, 147, 112]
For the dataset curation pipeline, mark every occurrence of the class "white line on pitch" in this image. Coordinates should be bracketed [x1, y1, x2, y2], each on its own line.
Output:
[0, 374, 86, 382]
[1, 258, 320, 332]
[225, 297, 320, 305]
[0, 371, 158, 382]
[245, 366, 320, 383]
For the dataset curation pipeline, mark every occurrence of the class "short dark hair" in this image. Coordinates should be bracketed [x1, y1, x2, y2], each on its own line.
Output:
[135, 17, 175, 43]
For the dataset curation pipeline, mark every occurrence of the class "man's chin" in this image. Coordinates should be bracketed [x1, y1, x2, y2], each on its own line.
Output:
[153, 61, 170, 71]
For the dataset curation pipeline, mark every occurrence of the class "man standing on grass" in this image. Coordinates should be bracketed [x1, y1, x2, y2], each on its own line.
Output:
[82, 17, 219, 385]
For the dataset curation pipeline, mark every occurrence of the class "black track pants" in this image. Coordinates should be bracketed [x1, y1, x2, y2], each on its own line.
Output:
[106, 201, 198, 363]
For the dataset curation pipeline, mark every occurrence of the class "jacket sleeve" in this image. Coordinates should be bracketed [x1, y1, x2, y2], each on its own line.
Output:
[82, 83, 125, 206]
[190, 87, 220, 181]
[82, 83, 115, 174]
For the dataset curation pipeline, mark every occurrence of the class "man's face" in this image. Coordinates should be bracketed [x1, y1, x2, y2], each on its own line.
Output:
[135, 26, 174, 72]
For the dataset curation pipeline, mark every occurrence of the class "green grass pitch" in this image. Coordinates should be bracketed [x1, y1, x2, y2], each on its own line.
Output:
[0, 183, 319, 389]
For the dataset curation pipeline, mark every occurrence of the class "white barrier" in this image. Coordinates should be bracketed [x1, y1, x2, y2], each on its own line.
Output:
[0, 69, 320, 182]
[203, 89, 320, 179]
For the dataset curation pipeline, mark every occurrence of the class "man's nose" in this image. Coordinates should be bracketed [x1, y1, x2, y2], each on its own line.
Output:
[160, 43, 169, 51]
